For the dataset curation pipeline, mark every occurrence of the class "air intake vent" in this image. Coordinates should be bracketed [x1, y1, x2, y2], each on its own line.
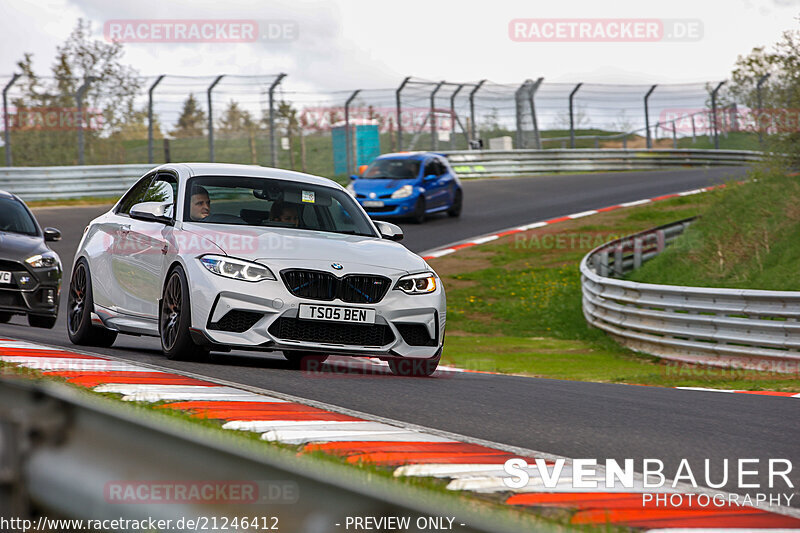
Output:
[269, 317, 394, 346]
[396, 324, 437, 346]
[209, 310, 263, 333]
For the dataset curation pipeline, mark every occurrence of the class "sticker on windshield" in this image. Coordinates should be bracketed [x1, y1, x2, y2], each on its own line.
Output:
[302, 190, 315, 203]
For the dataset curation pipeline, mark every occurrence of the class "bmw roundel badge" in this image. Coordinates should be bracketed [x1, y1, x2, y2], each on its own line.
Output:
[331, 263, 343, 270]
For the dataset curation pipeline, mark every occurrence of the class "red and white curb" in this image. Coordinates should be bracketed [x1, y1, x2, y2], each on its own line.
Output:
[2, 337, 800, 531]
[677, 387, 800, 399]
[420, 186, 722, 261]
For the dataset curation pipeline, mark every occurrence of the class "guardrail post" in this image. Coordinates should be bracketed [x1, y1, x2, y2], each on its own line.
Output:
[3, 73, 20, 167]
[450, 84, 464, 150]
[710, 81, 726, 150]
[568, 83, 583, 149]
[344, 89, 360, 175]
[598, 250, 609, 277]
[528, 77, 543, 149]
[268, 73, 286, 167]
[469, 79, 486, 143]
[633, 238, 643, 269]
[613, 243, 624, 276]
[756, 73, 770, 147]
[76, 76, 98, 166]
[147, 75, 165, 164]
[430, 81, 445, 151]
[206, 75, 224, 163]
[644, 84, 657, 149]
[395, 76, 411, 152]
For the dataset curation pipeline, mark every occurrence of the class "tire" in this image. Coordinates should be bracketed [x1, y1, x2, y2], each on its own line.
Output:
[67, 259, 118, 347]
[160, 266, 209, 361]
[0, 312, 12, 323]
[284, 351, 329, 371]
[388, 348, 441, 377]
[411, 197, 426, 224]
[447, 189, 463, 218]
[28, 315, 57, 329]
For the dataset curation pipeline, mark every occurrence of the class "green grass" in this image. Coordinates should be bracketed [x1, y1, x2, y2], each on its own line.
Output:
[434, 190, 800, 391]
[628, 166, 800, 290]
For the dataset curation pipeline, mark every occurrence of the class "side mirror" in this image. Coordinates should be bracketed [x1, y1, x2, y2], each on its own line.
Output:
[423, 174, 437, 181]
[374, 221, 403, 242]
[130, 202, 173, 224]
[43, 227, 61, 242]
[350, 175, 359, 181]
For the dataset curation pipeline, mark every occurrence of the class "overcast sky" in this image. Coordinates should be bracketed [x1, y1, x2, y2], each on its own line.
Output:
[1, 0, 798, 93]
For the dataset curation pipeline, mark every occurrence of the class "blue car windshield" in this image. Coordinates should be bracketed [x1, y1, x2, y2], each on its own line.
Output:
[363, 158, 420, 179]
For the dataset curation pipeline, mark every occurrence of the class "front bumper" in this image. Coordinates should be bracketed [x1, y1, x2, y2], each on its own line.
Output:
[0, 264, 61, 317]
[356, 194, 418, 218]
[185, 258, 445, 359]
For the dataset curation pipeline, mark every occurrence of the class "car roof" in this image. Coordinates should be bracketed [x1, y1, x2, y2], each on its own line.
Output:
[374, 152, 443, 162]
[0, 189, 18, 200]
[154, 163, 343, 189]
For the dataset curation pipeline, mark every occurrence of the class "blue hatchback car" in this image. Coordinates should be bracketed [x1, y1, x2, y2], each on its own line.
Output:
[346, 152, 463, 223]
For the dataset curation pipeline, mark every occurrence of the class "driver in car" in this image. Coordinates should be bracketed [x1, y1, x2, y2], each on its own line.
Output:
[269, 201, 299, 227]
[189, 186, 211, 221]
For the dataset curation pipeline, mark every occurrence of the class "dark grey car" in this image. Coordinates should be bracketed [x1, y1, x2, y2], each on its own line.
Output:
[0, 190, 62, 328]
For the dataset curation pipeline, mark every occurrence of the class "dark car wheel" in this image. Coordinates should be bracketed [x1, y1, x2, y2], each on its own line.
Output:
[0, 312, 12, 323]
[447, 189, 463, 218]
[160, 266, 209, 361]
[67, 259, 118, 347]
[284, 351, 329, 371]
[28, 315, 57, 329]
[388, 348, 441, 377]
[411, 197, 426, 224]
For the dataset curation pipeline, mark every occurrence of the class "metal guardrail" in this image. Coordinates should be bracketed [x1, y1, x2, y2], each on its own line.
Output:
[0, 376, 533, 533]
[0, 164, 152, 201]
[443, 149, 763, 178]
[580, 218, 800, 372]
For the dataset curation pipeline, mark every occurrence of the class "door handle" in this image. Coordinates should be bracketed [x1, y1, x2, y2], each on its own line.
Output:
[120, 224, 131, 237]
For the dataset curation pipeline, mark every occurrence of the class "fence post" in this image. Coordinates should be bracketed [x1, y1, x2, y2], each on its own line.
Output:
[644, 84, 657, 149]
[430, 81, 445, 151]
[514, 80, 529, 149]
[2, 73, 20, 167]
[206, 75, 224, 163]
[528, 77, 543, 150]
[710, 81, 726, 150]
[672, 121, 677, 148]
[756, 73, 770, 147]
[268, 73, 287, 167]
[450, 84, 464, 150]
[568, 82, 582, 148]
[147, 75, 165, 164]
[469, 80, 486, 142]
[395, 76, 411, 152]
[691, 115, 696, 143]
[76, 76, 97, 166]
[344, 89, 360, 175]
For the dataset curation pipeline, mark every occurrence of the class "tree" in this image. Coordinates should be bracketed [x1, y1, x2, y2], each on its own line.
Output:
[218, 100, 254, 137]
[171, 94, 206, 138]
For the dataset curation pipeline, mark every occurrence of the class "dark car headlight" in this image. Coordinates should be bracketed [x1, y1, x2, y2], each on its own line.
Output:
[25, 252, 59, 269]
[395, 272, 437, 294]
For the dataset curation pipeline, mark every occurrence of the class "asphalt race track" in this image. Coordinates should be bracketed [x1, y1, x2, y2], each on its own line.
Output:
[4, 165, 797, 503]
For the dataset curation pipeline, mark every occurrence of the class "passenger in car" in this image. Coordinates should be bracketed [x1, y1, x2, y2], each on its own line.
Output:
[269, 202, 299, 227]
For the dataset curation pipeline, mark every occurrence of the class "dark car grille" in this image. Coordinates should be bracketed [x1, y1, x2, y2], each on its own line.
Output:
[0, 290, 24, 308]
[281, 270, 390, 304]
[396, 324, 437, 347]
[209, 310, 263, 333]
[269, 317, 394, 346]
[0, 259, 26, 272]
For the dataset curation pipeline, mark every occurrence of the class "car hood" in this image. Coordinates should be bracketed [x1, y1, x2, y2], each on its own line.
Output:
[180, 223, 428, 275]
[353, 178, 416, 195]
[0, 232, 50, 262]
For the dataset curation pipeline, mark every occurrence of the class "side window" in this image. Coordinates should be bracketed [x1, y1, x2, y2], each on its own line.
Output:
[301, 204, 321, 230]
[423, 160, 437, 178]
[143, 174, 177, 218]
[117, 174, 155, 215]
[436, 159, 448, 175]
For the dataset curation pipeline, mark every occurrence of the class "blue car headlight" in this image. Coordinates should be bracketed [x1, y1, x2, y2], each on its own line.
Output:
[391, 185, 414, 199]
[200, 255, 275, 282]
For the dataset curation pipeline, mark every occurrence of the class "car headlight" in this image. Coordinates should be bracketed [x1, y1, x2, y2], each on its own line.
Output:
[25, 252, 59, 268]
[199, 255, 275, 282]
[391, 185, 414, 199]
[346, 183, 356, 197]
[395, 272, 437, 294]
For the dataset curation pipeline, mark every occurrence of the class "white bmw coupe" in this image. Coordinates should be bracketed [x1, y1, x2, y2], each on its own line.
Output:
[67, 164, 445, 376]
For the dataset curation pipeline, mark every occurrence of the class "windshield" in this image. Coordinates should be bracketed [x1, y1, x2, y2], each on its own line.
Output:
[183, 176, 377, 237]
[0, 197, 38, 236]
[363, 158, 420, 179]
